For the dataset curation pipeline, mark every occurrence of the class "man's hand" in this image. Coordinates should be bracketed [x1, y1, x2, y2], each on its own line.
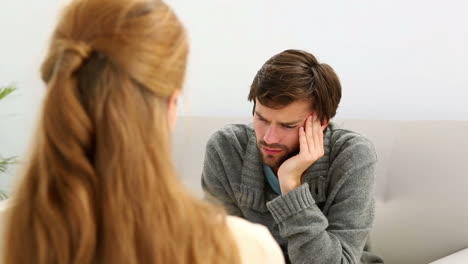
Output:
[277, 115, 327, 194]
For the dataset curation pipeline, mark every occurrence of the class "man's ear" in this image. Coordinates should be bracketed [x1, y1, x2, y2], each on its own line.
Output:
[321, 119, 329, 130]
[312, 113, 329, 130]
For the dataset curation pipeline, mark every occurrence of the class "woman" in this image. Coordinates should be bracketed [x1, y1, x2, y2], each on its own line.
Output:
[2, 0, 284, 263]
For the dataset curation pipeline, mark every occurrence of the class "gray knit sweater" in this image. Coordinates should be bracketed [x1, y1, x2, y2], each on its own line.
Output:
[201, 122, 384, 264]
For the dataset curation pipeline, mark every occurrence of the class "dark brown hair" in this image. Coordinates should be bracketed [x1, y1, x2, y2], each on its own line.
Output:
[4, 0, 240, 263]
[248, 49, 342, 123]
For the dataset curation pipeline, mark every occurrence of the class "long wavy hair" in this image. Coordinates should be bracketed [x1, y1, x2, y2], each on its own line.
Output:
[3, 0, 240, 263]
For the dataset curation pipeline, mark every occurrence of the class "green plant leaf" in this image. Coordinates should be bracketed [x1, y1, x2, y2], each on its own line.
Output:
[0, 84, 17, 199]
[0, 190, 9, 200]
[0, 156, 18, 173]
[0, 84, 16, 100]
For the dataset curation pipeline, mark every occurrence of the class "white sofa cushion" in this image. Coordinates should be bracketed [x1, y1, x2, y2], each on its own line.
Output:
[430, 248, 468, 264]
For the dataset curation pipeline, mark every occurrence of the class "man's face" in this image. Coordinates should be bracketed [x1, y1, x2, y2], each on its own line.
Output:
[253, 99, 313, 169]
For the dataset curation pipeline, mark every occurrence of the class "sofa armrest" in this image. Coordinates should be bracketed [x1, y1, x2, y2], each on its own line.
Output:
[430, 248, 468, 264]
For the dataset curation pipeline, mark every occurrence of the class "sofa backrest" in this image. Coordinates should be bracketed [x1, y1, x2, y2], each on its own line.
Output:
[172, 117, 468, 264]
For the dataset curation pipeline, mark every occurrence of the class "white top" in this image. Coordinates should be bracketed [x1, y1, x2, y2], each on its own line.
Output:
[0, 200, 10, 262]
[226, 215, 285, 264]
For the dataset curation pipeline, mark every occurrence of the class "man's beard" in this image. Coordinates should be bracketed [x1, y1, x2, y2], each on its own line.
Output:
[257, 140, 299, 170]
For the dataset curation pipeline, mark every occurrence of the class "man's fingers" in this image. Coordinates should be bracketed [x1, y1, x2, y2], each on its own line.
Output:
[302, 114, 325, 162]
[305, 115, 314, 150]
[299, 126, 309, 154]
[312, 116, 321, 151]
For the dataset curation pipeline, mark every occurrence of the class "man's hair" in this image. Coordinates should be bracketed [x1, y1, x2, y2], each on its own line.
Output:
[248, 49, 342, 123]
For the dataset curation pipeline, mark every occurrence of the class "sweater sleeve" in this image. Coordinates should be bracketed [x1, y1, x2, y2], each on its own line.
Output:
[266, 141, 377, 264]
[201, 136, 243, 217]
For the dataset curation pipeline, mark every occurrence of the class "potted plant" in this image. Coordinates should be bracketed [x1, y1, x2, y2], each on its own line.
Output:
[0, 84, 17, 200]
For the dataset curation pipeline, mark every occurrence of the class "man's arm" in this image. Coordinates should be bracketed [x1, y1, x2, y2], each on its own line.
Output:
[201, 140, 243, 217]
[267, 148, 377, 264]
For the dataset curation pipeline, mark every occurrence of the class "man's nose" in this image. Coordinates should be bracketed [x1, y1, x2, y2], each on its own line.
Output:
[263, 125, 280, 145]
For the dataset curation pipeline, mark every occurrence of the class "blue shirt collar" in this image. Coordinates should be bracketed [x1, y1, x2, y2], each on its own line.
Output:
[263, 165, 281, 195]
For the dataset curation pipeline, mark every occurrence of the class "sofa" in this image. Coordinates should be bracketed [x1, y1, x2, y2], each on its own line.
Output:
[172, 117, 468, 264]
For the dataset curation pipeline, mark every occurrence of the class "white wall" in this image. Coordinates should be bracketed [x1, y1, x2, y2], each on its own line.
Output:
[1, 0, 468, 189]
[0, 0, 68, 190]
[169, 0, 468, 119]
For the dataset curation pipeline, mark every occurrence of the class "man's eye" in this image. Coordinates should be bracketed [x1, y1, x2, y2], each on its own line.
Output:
[283, 125, 297, 129]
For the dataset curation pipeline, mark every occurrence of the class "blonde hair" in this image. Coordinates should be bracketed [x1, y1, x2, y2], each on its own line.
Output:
[4, 0, 240, 263]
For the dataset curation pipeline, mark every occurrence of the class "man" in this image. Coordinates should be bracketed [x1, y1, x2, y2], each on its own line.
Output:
[201, 49, 384, 264]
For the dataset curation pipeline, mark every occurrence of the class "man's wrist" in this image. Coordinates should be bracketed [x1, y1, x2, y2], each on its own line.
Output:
[279, 174, 301, 194]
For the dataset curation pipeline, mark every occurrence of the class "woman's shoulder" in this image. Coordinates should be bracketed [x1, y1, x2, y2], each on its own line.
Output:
[226, 215, 285, 264]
